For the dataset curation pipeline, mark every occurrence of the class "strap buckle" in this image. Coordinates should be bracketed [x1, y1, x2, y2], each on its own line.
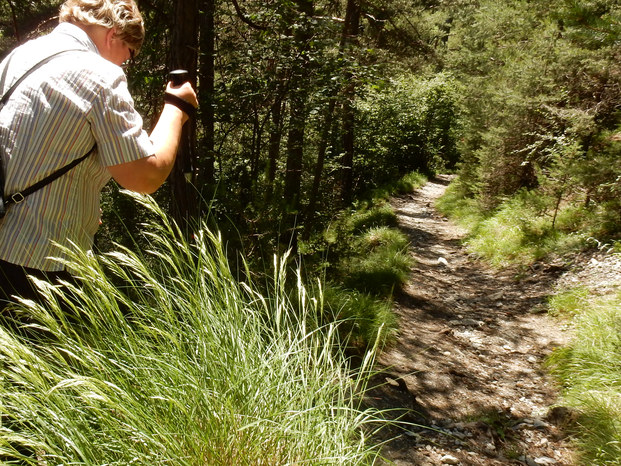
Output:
[10, 192, 25, 204]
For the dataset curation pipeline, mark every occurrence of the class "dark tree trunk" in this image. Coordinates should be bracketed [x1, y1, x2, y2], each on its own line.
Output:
[303, 97, 336, 240]
[265, 96, 284, 204]
[339, 0, 361, 205]
[5, 0, 20, 43]
[169, 0, 199, 228]
[282, 0, 314, 252]
[197, 0, 216, 212]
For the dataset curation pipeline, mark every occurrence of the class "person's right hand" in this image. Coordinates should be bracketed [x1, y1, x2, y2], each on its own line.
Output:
[165, 81, 198, 123]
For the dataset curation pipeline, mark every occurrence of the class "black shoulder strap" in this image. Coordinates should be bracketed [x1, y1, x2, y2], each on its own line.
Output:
[0, 49, 94, 218]
[4, 144, 96, 209]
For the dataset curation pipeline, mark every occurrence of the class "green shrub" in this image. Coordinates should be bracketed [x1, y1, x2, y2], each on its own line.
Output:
[355, 73, 461, 191]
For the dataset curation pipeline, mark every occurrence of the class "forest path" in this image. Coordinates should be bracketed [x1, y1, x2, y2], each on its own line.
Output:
[366, 175, 575, 466]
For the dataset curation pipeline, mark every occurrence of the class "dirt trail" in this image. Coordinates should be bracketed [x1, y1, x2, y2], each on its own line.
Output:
[367, 176, 575, 466]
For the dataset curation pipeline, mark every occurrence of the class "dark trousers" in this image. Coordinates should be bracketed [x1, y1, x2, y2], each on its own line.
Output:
[0, 259, 72, 309]
[0, 259, 75, 339]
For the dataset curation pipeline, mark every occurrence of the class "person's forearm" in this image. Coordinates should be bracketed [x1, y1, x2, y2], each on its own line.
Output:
[107, 80, 197, 194]
[148, 104, 187, 177]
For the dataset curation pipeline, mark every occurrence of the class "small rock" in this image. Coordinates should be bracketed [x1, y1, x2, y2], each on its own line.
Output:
[484, 442, 496, 453]
[440, 454, 460, 464]
[438, 257, 450, 267]
[534, 457, 557, 465]
[518, 456, 539, 466]
[461, 318, 482, 327]
[385, 377, 400, 388]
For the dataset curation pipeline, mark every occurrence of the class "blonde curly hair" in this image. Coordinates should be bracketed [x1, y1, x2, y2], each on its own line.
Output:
[59, 0, 144, 52]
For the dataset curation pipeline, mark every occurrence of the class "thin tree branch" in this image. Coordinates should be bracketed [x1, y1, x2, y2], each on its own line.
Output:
[230, 0, 269, 31]
[5, 0, 21, 43]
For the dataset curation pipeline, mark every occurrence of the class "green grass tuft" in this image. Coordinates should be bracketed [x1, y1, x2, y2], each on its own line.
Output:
[548, 287, 591, 316]
[348, 203, 398, 234]
[322, 285, 397, 354]
[340, 247, 412, 298]
[0, 193, 385, 465]
[547, 289, 621, 465]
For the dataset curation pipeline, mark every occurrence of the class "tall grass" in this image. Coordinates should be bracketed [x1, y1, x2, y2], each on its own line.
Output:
[0, 194, 383, 465]
[547, 288, 621, 465]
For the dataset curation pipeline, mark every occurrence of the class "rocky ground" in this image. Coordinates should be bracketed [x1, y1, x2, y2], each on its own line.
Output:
[364, 175, 621, 465]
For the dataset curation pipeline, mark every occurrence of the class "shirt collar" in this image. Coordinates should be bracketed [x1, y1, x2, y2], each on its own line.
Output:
[52, 22, 100, 55]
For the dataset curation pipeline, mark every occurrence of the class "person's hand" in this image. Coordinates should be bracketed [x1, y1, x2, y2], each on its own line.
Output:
[164, 81, 198, 123]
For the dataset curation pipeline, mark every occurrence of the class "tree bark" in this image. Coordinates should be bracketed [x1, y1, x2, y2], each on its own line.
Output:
[282, 0, 314, 251]
[339, 0, 361, 205]
[264, 96, 284, 204]
[169, 0, 199, 228]
[197, 0, 216, 212]
[5, 0, 20, 43]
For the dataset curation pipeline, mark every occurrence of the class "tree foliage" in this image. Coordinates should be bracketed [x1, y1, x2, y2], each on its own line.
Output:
[4, 0, 619, 258]
[443, 0, 621, 240]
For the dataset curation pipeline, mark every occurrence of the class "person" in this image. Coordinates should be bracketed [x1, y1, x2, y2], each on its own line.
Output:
[0, 0, 198, 310]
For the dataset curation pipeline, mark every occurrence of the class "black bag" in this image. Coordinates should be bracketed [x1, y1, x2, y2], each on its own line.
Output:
[0, 49, 94, 218]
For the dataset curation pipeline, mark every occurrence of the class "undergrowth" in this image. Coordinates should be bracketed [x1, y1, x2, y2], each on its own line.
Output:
[0, 193, 385, 465]
[300, 171, 426, 354]
[547, 287, 621, 465]
[437, 181, 588, 267]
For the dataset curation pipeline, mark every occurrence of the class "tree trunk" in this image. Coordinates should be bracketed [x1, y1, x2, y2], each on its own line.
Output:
[264, 96, 284, 204]
[281, 0, 314, 252]
[197, 0, 216, 213]
[303, 97, 336, 240]
[169, 0, 199, 228]
[5, 0, 21, 43]
[339, 0, 361, 205]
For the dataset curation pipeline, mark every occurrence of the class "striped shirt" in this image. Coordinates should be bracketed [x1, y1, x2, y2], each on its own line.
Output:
[0, 23, 155, 271]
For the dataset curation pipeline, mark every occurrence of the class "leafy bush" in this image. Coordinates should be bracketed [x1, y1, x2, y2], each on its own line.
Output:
[0, 194, 383, 465]
[355, 73, 461, 192]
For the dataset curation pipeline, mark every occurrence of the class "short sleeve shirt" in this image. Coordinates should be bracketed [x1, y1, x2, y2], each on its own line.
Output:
[0, 23, 155, 271]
